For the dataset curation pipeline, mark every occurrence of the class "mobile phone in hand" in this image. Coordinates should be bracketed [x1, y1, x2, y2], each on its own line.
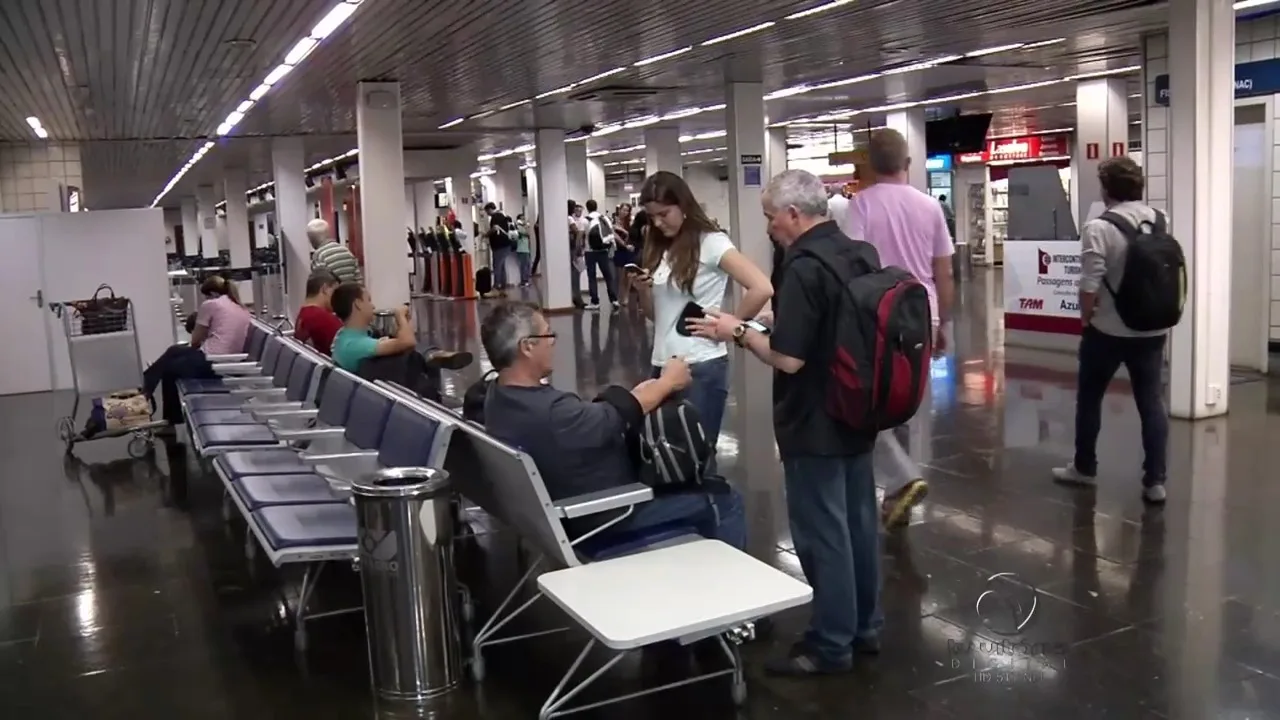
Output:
[624, 263, 643, 275]
[676, 301, 705, 337]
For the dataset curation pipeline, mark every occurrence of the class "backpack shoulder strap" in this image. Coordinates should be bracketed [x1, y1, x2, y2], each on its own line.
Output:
[1098, 211, 1139, 242]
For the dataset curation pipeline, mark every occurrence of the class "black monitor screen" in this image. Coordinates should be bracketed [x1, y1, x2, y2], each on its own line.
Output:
[925, 113, 993, 155]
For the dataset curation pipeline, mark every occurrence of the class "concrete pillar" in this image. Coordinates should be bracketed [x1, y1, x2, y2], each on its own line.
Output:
[766, 126, 789, 180]
[356, 81, 410, 308]
[586, 157, 606, 204]
[224, 169, 254, 304]
[195, 184, 219, 260]
[886, 108, 927, 191]
[494, 156, 524, 216]
[725, 82, 770, 273]
[272, 136, 309, 318]
[180, 198, 199, 258]
[535, 129, 574, 311]
[644, 127, 682, 178]
[566, 142, 590, 205]
[1073, 78, 1129, 230]
[524, 165, 540, 226]
[1166, 0, 1234, 419]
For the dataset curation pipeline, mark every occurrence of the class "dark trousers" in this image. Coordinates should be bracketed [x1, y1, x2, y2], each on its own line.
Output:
[143, 345, 215, 425]
[783, 452, 881, 664]
[1074, 325, 1168, 484]
[584, 251, 617, 304]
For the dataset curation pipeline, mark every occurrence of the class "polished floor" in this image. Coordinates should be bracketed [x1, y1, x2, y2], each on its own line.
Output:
[4, 269, 1280, 718]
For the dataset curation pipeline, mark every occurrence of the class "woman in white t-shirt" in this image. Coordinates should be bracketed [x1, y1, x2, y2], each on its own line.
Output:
[635, 171, 773, 460]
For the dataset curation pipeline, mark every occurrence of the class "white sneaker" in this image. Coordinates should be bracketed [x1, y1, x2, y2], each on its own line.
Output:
[586, 303, 600, 312]
[1143, 484, 1167, 504]
[1051, 464, 1097, 486]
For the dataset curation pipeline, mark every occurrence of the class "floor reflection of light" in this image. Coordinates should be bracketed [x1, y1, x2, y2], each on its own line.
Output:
[76, 589, 99, 633]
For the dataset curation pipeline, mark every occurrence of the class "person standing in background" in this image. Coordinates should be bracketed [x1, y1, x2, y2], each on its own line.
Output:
[582, 199, 619, 312]
[484, 202, 514, 295]
[568, 200, 586, 309]
[515, 214, 533, 287]
[308, 218, 362, 283]
[827, 187, 852, 238]
[612, 203, 637, 307]
[847, 129, 955, 528]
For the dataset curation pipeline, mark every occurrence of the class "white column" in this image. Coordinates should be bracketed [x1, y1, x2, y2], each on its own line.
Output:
[356, 81, 410, 308]
[1166, 0, 1234, 419]
[195, 184, 219, 260]
[566, 142, 590, 204]
[224, 170, 254, 304]
[494, 156, 524, 216]
[524, 165, 540, 225]
[886, 108, 927, 190]
[725, 82, 770, 273]
[644, 127, 682, 177]
[1074, 78, 1129, 229]
[272, 136, 309, 318]
[180, 198, 199, 258]
[766, 126, 789, 180]
[536, 129, 573, 311]
[586, 157, 606, 204]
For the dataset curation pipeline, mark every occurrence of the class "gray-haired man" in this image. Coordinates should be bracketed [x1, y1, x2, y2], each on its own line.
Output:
[307, 218, 362, 284]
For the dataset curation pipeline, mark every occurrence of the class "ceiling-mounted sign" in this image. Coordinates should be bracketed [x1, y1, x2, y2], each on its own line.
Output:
[1154, 57, 1280, 105]
[741, 154, 763, 186]
[924, 155, 953, 172]
[828, 149, 867, 166]
[740, 154, 763, 165]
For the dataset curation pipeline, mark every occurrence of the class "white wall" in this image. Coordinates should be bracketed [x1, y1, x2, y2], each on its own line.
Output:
[683, 165, 732, 230]
[0, 144, 83, 213]
[40, 209, 174, 391]
[1146, 16, 1280, 342]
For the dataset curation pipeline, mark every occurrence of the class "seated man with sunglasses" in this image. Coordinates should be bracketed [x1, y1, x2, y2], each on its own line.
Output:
[478, 301, 746, 549]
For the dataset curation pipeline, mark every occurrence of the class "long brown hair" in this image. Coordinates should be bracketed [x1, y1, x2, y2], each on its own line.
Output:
[638, 171, 720, 294]
[200, 274, 241, 305]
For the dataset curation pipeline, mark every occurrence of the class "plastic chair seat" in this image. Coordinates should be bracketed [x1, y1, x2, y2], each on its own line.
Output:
[216, 450, 313, 479]
[193, 424, 278, 447]
[189, 409, 258, 426]
[177, 378, 228, 394]
[185, 394, 251, 411]
[234, 474, 343, 510]
[253, 504, 357, 549]
[576, 525, 702, 562]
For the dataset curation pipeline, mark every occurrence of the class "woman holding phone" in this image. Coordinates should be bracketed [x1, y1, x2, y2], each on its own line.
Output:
[634, 171, 773, 464]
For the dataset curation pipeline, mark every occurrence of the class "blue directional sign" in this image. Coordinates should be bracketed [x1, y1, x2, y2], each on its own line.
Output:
[1154, 57, 1280, 105]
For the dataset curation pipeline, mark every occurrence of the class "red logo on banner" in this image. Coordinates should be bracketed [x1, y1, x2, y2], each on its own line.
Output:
[1111, 142, 1126, 157]
[1086, 143, 1100, 160]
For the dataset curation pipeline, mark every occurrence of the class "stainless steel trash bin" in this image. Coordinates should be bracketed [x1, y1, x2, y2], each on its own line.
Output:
[353, 467, 462, 701]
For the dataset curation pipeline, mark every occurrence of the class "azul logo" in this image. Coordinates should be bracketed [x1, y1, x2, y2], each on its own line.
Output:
[359, 527, 399, 573]
[1060, 299, 1079, 312]
[1019, 298, 1044, 310]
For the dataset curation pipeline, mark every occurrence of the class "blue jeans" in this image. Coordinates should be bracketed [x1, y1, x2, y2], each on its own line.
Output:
[651, 355, 729, 474]
[783, 452, 882, 664]
[492, 246, 512, 288]
[517, 251, 532, 285]
[585, 251, 617, 304]
[601, 485, 746, 551]
[1074, 326, 1167, 484]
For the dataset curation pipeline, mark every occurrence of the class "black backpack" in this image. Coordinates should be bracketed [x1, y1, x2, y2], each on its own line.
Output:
[798, 247, 932, 433]
[635, 399, 711, 488]
[1098, 210, 1186, 332]
[586, 214, 613, 252]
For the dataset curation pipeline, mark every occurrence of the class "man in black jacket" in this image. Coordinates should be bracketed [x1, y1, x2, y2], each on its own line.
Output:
[484, 202, 514, 294]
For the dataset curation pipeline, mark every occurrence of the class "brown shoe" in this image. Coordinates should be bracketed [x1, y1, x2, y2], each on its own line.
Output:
[882, 479, 928, 528]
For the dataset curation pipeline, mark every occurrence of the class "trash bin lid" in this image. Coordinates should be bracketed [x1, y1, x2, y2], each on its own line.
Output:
[352, 467, 450, 498]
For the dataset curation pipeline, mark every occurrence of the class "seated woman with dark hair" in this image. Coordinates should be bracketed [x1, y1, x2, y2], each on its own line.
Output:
[143, 275, 253, 427]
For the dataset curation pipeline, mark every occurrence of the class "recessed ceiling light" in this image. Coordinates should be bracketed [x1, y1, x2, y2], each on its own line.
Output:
[635, 46, 692, 67]
[785, 0, 856, 20]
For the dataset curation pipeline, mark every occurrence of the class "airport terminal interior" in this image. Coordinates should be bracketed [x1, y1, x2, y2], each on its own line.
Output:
[3, 0, 1280, 717]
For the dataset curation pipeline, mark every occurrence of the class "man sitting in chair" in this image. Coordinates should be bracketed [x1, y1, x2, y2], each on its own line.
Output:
[479, 301, 746, 549]
[329, 282, 473, 399]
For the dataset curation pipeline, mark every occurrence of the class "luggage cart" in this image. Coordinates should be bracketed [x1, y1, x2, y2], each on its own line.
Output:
[49, 298, 166, 458]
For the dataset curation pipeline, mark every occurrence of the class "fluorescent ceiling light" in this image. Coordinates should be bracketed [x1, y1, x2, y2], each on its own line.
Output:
[311, 1, 359, 39]
[1235, 0, 1278, 8]
[784, 0, 856, 20]
[965, 43, 1024, 58]
[235, 100, 254, 114]
[623, 115, 661, 129]
[811, 72, 883, 91]
[764, 85, 813, 100]
[263, 63, 293, 86]
[34, 127, 48, 139]
[635, 46, 692, 66]
[500, 99, 531, 111]
[284, 37, 318, 65]
[701, 21, 776, 46]
[535, 83, 577, 100]
[579, 67, 627, 84]
[883, 55, 963, 75]
[25, 117, 42, 130]
[661, 107, 707, 120]
[862, 101, 919, 113]
[1021, 37, 1066, 49]
[224, 111, 245, 127]
[1071, 64, 1141, 80]
[513, 144, 535, 153]
[249, 84, 271, 101]
[438, 117, 465, 129]
[216, 123, 233, 136]
[470, 110, 495, 120]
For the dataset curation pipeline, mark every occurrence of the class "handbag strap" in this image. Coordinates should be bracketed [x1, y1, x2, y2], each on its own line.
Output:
[91, 284, 115, 302]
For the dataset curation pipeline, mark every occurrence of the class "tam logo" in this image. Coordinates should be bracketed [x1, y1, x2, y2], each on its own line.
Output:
[1019, 298, 1044, 310]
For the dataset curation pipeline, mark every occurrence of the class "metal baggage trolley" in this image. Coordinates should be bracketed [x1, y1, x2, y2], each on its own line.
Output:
[50, 296, 166, 458]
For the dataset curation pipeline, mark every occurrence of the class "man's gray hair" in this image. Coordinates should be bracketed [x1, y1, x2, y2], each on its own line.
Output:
[480, 301, 542, 370]
[762, 169, 829, 218]
[305, 218, 330, 245]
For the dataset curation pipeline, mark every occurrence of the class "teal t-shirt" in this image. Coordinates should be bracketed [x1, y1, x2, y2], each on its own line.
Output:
[332, 327, 380, 371]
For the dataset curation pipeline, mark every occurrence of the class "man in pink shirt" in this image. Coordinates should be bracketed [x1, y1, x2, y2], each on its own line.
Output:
[846, 129, 955, 528]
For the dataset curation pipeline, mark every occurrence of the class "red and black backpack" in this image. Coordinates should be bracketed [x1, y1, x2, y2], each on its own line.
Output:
[796, 248, 932, 432]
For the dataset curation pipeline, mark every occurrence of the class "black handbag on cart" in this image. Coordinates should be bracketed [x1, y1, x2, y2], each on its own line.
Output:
[70, 284, 130, 335]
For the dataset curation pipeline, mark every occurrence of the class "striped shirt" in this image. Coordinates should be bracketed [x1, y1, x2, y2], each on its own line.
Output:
[311, 241, 363, 283]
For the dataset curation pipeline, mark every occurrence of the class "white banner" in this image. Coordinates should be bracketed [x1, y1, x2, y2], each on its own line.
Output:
[1003, 240, 1083, 319]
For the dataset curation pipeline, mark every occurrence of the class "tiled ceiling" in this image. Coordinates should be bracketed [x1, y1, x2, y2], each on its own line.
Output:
[0, 0, 1168, 210]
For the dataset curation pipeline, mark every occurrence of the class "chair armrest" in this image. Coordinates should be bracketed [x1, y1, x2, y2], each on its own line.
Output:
[221, 375, 270, 386]
[555, 483, 654, 519]
[206, 353, 248, 362]
[214, 362, 262, 376]
[231, 387, 286, 397]
[251, 407, 315, 420]
[273, 427, 347, 440]
[298, 450, 378, 463]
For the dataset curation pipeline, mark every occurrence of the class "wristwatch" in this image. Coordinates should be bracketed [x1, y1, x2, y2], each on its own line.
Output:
[732, 323, 749, 347]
